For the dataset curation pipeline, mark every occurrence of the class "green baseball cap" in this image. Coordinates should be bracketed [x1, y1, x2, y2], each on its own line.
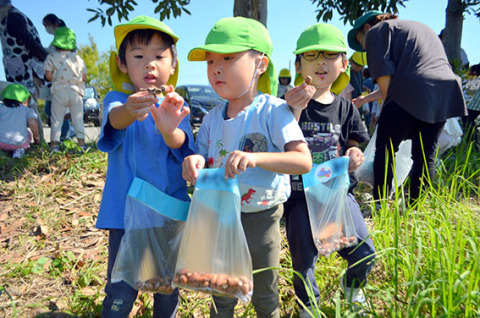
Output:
[52, 27, 77, 50]
[188, 17, 277, 96]
[110, 15, 180, 94]
[1, 83, 30, 102]
[293, 23, 350, 95]
[347, 10, 383, 52]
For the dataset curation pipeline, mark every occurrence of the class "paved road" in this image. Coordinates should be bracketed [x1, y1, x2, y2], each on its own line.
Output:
[42, 124, 101, 144]
[42, 124, 198, 144]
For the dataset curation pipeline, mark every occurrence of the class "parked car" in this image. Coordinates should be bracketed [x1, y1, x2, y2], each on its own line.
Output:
[83, 86, 101, 126]
[176, 85, 226, 126]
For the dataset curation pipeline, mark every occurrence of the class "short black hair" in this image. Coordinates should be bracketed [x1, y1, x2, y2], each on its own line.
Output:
[469, 63, 480, 76]
[118, 29, 177, 67]
[2, 98, 23, 108]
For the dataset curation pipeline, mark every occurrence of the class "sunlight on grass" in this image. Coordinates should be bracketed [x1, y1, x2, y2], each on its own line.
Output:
[1, 137, 480, 317]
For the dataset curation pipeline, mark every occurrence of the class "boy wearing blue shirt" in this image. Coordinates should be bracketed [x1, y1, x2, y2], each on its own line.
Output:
[96, 16, 195, 317]
[182, 17, 312, 318]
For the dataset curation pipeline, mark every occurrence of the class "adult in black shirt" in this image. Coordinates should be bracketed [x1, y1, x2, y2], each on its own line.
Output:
[349, 11, 467, 203]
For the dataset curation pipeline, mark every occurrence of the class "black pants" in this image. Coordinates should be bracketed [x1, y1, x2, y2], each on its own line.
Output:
[373, 102, 445, 201]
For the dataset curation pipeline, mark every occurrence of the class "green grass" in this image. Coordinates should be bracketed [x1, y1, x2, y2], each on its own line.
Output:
[1, 138, 480, 317]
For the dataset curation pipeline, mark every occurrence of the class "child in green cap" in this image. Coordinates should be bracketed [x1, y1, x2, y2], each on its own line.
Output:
[182, 16, 312, 318]
[96, 15, 195, 317]
[44, 27, 87, 151]
[0, 83, 40, 158]
[283, 23, 376, 316]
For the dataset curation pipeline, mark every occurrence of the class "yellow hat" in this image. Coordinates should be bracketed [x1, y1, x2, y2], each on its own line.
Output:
[109, 15, 179, 94]
[279, 68, 291, 78]
[350, 51, 367, 66]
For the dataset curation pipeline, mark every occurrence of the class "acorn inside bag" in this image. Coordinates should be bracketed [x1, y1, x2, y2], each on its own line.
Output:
[111, 121, 190, 294]
[302, 156, 358, 257]
[173, 168, 253, 302]
[111, 178, 189, 293]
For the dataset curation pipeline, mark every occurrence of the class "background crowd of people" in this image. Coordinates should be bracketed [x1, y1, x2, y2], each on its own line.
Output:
[0, 0, 87, 157]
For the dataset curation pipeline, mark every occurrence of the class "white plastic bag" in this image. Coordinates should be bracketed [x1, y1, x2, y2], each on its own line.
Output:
[437, 117, 463, 155]
[356, 129, 413, 189]
[303, 157, 358, 257]
[173, 168, 253, 302]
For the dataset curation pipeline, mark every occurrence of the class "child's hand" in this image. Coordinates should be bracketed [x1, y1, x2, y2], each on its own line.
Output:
[182, 154, 205, 185]
[285, 81, 316, 113]
[151, 90, 190, 135]
[124, 90, 158, 121]
[224, 150, 256, 179]
[345, 146, 364, 172]
[353, 95, 366, 108]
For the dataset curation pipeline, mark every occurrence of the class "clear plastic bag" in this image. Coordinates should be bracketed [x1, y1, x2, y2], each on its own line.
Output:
[302, 156, 358, 257]
[356, 129, 413, 188]
[173, 168, 253, 302]
[111, 177, 190, 294]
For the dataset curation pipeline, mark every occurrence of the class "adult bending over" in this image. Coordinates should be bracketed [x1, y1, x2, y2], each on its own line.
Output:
[349, 11, 467, 203]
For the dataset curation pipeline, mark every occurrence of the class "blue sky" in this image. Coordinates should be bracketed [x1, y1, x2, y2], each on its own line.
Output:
[2, 0, 479, 86]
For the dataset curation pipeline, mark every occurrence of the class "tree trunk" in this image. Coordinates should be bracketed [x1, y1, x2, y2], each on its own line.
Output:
[443, 0, 464, 69]
[233, 0, 268, 26]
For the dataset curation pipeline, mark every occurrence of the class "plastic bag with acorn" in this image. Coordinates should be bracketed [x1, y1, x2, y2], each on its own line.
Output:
[111, 177, 190, 294]
[173, 168, 253, 302]
[302, 156, 358, 257]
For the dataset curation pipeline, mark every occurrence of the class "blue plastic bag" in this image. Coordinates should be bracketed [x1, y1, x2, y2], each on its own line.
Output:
[173, 168, 253, 302]
[111, 177, 190, 293]
[303, 156, 358, 257]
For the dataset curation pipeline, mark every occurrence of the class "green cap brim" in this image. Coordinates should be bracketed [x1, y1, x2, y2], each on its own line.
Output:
[1, 83, 30, 102]
[114, 15, 178, 51]
[188, 17, 277, 96]
[347, 10, 383, 52]
[188, 46, 277, 96]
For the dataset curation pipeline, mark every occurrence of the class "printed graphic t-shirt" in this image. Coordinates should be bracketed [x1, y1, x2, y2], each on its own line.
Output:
[290, 95, 369, 198]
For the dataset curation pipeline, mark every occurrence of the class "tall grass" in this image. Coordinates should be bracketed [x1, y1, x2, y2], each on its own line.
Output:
[1, 137, 480, 317]
[361, 139, 480, 317]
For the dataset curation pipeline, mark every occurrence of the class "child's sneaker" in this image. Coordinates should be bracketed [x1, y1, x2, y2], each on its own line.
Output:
[341, 279, 366, 304]
[299, 305, 318, 318]
[12, 148, 25, 158]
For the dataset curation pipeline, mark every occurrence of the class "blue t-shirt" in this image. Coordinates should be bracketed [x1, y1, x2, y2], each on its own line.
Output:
[96, 91, 195, 229]
[196, 93, 306, 212]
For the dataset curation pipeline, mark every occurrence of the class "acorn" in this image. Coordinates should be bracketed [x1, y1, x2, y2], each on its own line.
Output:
[216, 274, 228, 290]
[209, 274, 218, 288]
[305, 76, 312, 85]
[179, 274, 188, 285]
